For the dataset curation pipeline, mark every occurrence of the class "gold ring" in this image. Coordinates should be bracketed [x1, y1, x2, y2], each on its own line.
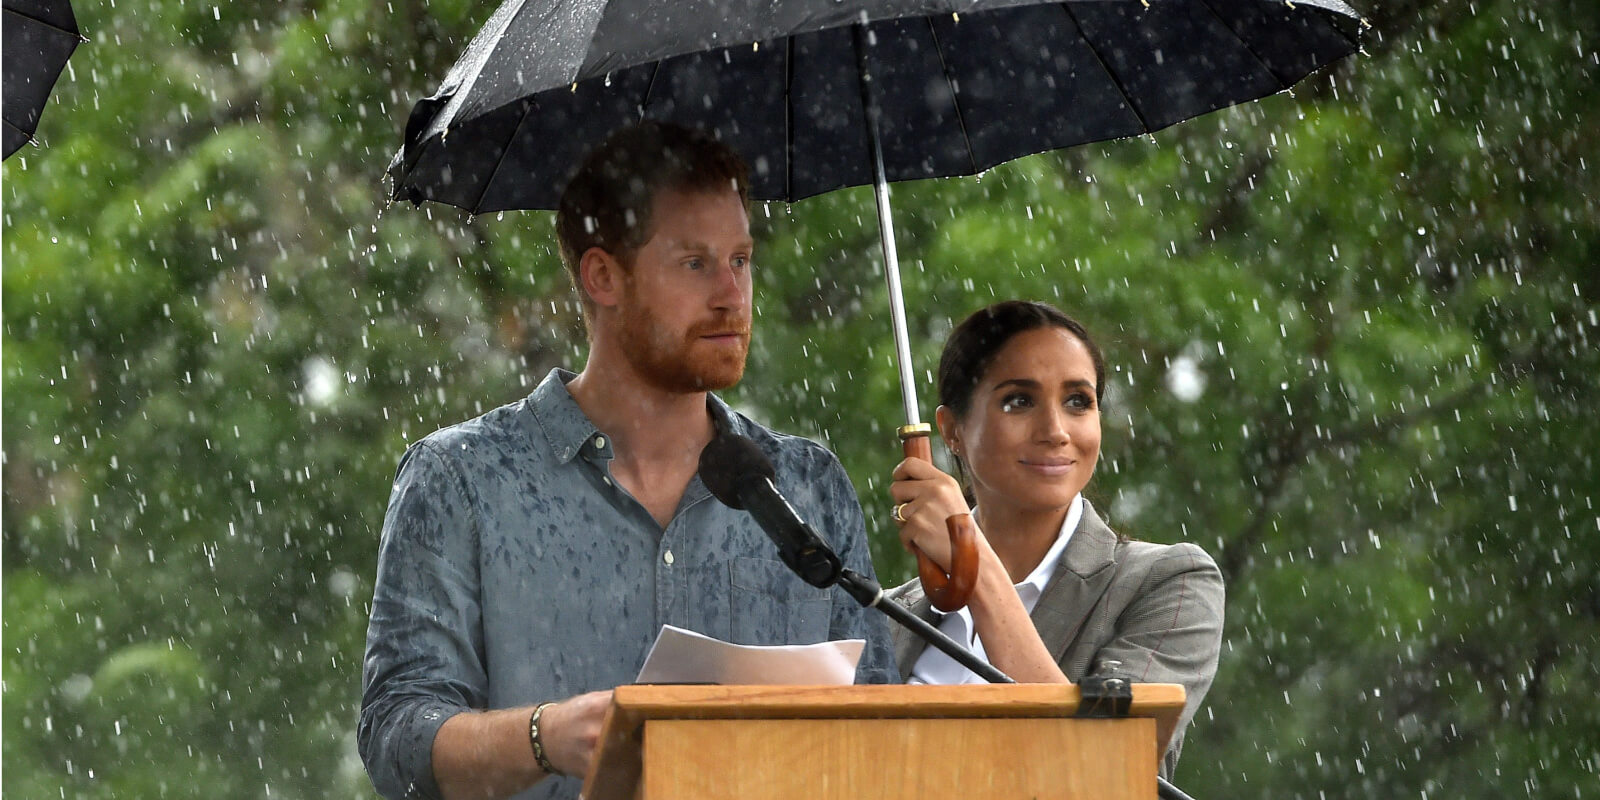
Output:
[891, 503, 908, 523]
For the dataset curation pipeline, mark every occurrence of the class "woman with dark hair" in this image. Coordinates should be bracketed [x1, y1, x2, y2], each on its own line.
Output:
[887, 300, 1224, 777]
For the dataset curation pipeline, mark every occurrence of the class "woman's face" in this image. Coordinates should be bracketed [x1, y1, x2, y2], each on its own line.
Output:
[939, 326, 1102, 516]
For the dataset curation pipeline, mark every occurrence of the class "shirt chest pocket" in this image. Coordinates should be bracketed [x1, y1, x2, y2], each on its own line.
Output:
[728, 557, 832, 646]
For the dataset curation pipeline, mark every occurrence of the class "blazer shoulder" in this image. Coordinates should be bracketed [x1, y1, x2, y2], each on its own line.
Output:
[884, 578, 924, 607]
[1112, 539, 1225, 604]
[1117, 539, 1219, 569]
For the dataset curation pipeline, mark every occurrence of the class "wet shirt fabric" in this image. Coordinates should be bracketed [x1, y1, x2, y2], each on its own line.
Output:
[358, 369, 897, 800]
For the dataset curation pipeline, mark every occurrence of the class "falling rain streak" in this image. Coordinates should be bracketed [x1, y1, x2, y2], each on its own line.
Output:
[2, 0, 1597, 798]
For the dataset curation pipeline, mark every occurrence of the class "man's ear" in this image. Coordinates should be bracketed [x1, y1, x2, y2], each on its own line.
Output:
[579, 247, 626, 309]
[934, 405, 963, 458]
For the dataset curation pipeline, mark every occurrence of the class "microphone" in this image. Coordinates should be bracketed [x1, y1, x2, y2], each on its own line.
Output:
[698, 432, 843, 589]
[700, 433, 1017, 684]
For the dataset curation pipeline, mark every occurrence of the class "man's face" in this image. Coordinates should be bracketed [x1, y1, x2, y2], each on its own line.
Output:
[613, 186, 754, 393]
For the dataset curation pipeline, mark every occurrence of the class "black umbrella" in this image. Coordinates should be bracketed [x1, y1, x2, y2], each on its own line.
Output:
[389, 0, 1365, 618]
[390, 0, 1364, 417]
[3, 0, 83, 159]
[391, 0, 1364, 213]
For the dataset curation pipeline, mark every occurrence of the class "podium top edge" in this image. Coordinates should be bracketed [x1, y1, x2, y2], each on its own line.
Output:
[612, 683, 1186, 720]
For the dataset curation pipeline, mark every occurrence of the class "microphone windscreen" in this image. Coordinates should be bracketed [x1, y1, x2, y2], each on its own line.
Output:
[698, 432, 776, 510]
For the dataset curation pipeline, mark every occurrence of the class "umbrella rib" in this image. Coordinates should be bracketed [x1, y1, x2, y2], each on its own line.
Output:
[925, 17, 978, 176]
[1283, 0, 1363, 50]
[638, 61, 662, 120]
[1195, 0, 1293, 88]
[784, 37, 795, 201]
[3, 117, 37, 143]
[1057, 3, 1153, 134]
[1, 7, 81, 39]
[469, 99, 539, 214]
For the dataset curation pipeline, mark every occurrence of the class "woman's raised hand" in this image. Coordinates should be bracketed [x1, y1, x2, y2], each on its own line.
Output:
[890, 456, 979, 570]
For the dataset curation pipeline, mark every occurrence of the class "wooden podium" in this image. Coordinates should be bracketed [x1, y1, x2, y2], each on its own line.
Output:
[583, 684, 1185, 800]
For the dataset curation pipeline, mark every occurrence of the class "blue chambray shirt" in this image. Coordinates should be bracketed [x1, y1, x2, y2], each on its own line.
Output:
[359, 369, 897, 800]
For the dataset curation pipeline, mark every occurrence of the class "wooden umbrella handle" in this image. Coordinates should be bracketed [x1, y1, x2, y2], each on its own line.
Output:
[900, 426, 978, 612]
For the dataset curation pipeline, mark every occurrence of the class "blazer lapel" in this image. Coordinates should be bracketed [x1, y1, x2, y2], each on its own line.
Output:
[1030, 500, 1119, 666]
[892, 501, 1118, 682]
[889, 583, 939, 682]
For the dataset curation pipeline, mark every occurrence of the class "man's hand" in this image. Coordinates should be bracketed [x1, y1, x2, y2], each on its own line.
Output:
[432, 689, 616, 800]
[539, 690, 613, 779]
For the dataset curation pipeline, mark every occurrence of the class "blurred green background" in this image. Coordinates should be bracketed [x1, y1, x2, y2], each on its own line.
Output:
[4, 0, 1597, 796]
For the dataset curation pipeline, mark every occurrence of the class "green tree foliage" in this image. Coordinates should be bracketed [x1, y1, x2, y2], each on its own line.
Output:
[4, 1, 1596, 796]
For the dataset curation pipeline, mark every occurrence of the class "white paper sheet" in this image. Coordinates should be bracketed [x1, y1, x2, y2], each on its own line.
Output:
[635, 625, 863, 685]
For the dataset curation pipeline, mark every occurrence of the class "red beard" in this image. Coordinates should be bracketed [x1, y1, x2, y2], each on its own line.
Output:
[616, 300, 750, 393]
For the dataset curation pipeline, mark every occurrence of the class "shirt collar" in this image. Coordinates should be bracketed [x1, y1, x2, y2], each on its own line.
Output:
[526, 368, 750, 463]
[1016, 494, 1084, 604]
[706, 391, 752, 439]
[940, 493, 1084, 623]
[914, 494, 1086, 676]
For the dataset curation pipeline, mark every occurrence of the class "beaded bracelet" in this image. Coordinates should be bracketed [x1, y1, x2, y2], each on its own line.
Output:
[528, 702, 560, 776]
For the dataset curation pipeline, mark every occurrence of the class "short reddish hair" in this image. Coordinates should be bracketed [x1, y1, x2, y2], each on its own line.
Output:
[556, 122, 750, 315]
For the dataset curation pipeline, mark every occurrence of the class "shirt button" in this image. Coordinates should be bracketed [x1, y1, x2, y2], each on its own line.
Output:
[602, 475, 612, 486]
[663, 550, 674, 565]
[594, 435, 607, 450]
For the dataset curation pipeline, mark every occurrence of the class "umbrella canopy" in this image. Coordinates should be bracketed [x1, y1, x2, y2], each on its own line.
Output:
[390, 0, 1365, 213]
[3, 0, 83, 159]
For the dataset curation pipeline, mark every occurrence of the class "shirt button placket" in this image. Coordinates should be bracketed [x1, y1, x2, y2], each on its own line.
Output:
[656, 521, 671, 622]
[592, 435, 613, 486]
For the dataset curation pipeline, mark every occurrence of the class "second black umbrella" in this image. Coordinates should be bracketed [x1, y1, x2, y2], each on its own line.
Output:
[3, 0, 84, 159]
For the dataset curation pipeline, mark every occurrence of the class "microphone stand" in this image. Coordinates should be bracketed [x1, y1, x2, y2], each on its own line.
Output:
[835, 568, 1013, 685]
[833, 568, 1198, 800]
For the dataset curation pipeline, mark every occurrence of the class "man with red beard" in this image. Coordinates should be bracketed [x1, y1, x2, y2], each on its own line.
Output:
[359, 123, 897, 800]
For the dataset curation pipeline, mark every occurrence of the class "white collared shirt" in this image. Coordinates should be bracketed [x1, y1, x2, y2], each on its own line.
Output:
[907, 494, 1084, 685]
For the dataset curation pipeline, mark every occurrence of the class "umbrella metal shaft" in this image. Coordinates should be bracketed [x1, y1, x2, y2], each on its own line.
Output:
[872, 144, 922, 427]
[854, 24, 922, 428]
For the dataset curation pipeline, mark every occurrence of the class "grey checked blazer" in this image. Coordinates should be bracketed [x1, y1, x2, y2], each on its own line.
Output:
[886, 500, 1225, 779]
